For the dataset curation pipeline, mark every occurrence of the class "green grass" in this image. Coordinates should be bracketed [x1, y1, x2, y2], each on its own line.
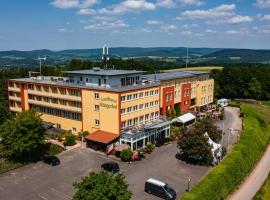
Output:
[0, 143, 63, 174]
[161, 66, 223, 72]
[254, 173, 270, 200]
[180, 103, 270, 200]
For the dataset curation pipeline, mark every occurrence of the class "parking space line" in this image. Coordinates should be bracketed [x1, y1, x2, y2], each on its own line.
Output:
[38, 194, 49, 200]
[50, 188, 72, 200]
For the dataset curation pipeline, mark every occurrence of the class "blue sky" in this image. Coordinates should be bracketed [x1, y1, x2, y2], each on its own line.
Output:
[0, 0, 270, 50]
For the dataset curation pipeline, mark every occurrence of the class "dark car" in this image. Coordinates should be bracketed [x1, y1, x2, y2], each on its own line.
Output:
[145, 178, 177, 200]
[101, 162, 120, 173]
[43, 155, 60, 166]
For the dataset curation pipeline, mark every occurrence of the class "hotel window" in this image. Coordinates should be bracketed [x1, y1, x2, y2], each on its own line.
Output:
[44, 97, 50, 102]
[95, 105, 100, 111]
[145, 102, 149, 108]
[155, 111, 159, 119]
[150, 90, 154, 96]
[41, 106, 46, 113]
[139, 104, 144, 110]
[145, 114, 149, 121]
[71, 90, 79, 96]
[145, 91, 149, 97]
[133, 118, 138, 126]
[63, 111, 69, 118]
[44, 86, 49, 92]
[60, 100, 67, 105]
[139, 92, 144, 98]
[94, 93, 99, 99]
[36, 85, 42, 91]
[155, 89, 159, 95]
[150, 101, 154, 107]
[128, 119, 132, 127]
[166, 94, 169, 101]
[127, 107, 132, 113]
[51, 98, 58, 104]
[150, 112, 154, 120]
[51, 87, 58, 94]
[72, 113, 79, 120]
[60, 88, 66, 95]
[28, 84, 34, 90]
[37, 96, 42, 101]
[121, 96, 126, 102]
[155, 100, 159, 106]
[71, 101, 79, 107]
[121, 121, 126, 129]
[95, 119, 100, 126]
[170, 93, 173, 100]
[133, 93, 138, 99]
[121, 108, 126, 115]
[127, 94, 132, 101]
[55, 109, 61, 117]
[72, 128, 76, 133]
[139, 116, 144, 124]
[174, 91, 177, 98]
[133, 105, 138, 112]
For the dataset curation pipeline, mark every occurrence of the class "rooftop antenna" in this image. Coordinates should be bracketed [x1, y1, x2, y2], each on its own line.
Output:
[102, 45, 109, 69]
[37, 57, 46, 75]
[185, 47, 189, 68]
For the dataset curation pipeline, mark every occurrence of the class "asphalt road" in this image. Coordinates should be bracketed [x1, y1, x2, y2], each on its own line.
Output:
[0, 143, 208, 200]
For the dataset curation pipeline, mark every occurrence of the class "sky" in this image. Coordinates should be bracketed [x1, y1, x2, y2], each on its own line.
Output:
[0, 0, 270, 50]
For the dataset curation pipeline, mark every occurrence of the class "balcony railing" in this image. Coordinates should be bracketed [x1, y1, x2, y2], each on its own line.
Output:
[8, 87, 20, 92]
[27, 90, 81, 102]
[9, 96, 21, 102]
[28, 99, 82, 113]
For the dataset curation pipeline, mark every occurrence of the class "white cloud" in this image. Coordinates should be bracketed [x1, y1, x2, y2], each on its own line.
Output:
[51, 0, 80, 9]
[255, 0, 270, 8]
[77, 8, 96, 15]
[98, 0, 156, 15]
[84, 20, 130, 30]
[146, 20, 162, 25]
[178, 0, 204, 6]
[50, 0, 99, 9]
[208, 15, 253, 24]
[180, 30, 193, 35]
[182, 23, 199, 28]
[141, 28, 152, 33]
[156, 0, 176, 8]
[160, 24, 178, 32]
[258, 14, 270, 21]
[253, 25, 270, 34]
[57, 28, 68, 32]
[205, 29, 216, 33]
[181, 4, 235, 19]
[224, 29, 248, 35]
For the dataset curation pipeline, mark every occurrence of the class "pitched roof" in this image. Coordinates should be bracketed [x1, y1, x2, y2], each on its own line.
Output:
[85, 130, 119, 144]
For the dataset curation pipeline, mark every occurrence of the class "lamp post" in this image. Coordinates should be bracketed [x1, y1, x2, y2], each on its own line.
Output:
[186, 177, 191, 192]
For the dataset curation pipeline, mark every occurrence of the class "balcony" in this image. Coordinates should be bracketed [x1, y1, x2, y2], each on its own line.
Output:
[9, 96, 21, 102]
[27, 90, 81, 102]
[28, 99, 82, 113]
[10, 107, 22, 112]
[8, 87, 20, 92]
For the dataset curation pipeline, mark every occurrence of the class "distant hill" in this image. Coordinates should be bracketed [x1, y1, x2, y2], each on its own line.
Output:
[0, 47, 269, 67]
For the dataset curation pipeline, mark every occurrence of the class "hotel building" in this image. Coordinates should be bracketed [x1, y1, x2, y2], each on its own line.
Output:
[8, 68, 214, 151]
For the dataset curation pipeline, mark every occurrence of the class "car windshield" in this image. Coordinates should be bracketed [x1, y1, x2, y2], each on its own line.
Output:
[164, 184, 174, 195]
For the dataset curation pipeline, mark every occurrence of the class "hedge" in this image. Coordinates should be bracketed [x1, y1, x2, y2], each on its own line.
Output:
[181, 103, 270, 200]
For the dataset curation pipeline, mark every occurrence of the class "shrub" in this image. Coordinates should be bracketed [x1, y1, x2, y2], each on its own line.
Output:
[180, 103, 270, 200]
[120, 149, 133, 162]
[64, 131, 76, 146]
[146, 142, 155, 152]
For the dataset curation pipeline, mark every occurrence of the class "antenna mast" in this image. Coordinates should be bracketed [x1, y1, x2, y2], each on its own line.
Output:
[102, 45, 109, 69]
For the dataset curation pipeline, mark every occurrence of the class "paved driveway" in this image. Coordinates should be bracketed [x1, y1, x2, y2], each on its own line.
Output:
[0, 143, 208, 200]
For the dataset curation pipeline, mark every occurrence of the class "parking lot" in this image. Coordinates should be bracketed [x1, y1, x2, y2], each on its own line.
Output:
[0, 143, 209, 200]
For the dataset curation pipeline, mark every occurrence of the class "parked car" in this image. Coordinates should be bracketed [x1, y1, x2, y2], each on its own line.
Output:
[101, 162, 119, 173]
[145, 178, 176, 200]
[43, 155, 60, 166]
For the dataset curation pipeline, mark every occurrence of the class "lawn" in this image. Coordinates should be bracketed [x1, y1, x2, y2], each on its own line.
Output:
[161, 66, 223, 72]
[253, 173, 270, 200]
[0, 143, 63, 174]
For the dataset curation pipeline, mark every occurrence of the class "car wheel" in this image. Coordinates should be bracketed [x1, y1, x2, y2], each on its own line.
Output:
[147, 190, 151, 194]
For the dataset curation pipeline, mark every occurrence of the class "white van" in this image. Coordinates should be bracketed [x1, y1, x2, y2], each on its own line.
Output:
[217, 99, 230, 107]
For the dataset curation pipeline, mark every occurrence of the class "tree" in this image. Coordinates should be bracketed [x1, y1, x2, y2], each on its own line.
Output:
[0, 111, 45, 162]
[0, 96, 10, 125]
[195, 119, 222, 143]
[73, 171, 132, 200]
[120, 149, 133, 161]
[64, 131, 76, 146]
[177, 126, 213, 165]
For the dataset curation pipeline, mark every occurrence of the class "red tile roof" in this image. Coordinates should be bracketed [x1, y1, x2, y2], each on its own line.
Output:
[86, 130, 119, 144]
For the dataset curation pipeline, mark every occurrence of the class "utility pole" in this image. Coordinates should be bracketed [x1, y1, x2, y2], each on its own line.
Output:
[37, 57, 46, 75]
[185, 47, 189, 68]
